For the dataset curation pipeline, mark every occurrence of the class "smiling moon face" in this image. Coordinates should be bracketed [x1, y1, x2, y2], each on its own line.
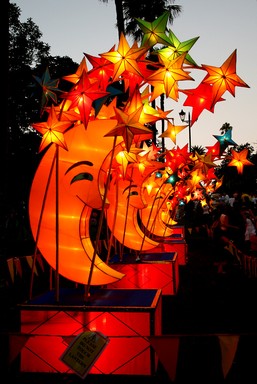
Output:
[104, 162, 162, 251]
[29, 120, 124, 285]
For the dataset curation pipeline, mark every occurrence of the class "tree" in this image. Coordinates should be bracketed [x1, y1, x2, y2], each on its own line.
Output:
[4, 3, 78, 252]
[191, 145, 206, 156]
[123, 0, 182, 42]
[99, 1, 182, 147]
[99, 0, 182, 39]
[99, 0, 125, 37]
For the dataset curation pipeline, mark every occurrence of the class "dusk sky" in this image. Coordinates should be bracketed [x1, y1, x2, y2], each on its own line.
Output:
[14, 0, 257, 150]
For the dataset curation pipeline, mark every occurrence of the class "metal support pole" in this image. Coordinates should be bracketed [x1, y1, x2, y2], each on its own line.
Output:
[188, 112, 191, 152]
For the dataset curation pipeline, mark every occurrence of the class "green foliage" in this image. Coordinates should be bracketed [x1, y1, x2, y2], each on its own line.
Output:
[191, 145, 206, 156]
[7, 2, 78, 209]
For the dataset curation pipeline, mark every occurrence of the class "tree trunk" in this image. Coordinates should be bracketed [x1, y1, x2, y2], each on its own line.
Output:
[114, 0, 125, 36]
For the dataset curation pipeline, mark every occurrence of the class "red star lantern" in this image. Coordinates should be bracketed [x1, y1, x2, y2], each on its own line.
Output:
[202, 49, 250, 109]
[181, 82, 225, 125]
[205, 141, 221, 160]
[62, 71, 109, 128]
[84, 46, 115, 90]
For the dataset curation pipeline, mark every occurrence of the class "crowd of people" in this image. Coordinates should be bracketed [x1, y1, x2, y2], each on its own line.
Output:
[177, 192, 257, 273]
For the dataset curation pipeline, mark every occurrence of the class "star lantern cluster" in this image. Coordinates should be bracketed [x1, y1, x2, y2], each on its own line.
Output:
[31, 12, 251, 253]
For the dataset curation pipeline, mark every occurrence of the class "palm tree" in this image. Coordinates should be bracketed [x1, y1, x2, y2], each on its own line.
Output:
[191, 145, 206, 156]
[99, 0, 125, 37]
[99, 0, 182, 38]
[220, 122, 233, 135]
[99, 1, 182, 146]
[123, 0, 182, 42]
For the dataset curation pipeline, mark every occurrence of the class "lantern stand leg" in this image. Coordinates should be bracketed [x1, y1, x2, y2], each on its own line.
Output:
[106, 179, 119, 264]
[120, 169, 135, 260]
[138, 178, 166, 257]
[84, 136, 118, 302]
[55, 145, 60, 303]
[29, 151, 57, 300]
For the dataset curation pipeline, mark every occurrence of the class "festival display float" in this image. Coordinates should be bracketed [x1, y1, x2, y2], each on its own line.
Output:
[16, 11, 252, 377]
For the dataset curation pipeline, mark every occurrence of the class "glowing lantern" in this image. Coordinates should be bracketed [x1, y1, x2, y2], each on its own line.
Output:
[181, 82, 225, 125]
[159, 119, 187, 145]
[62, 70, 109, 128]
[157, 30, 199, 66]
[32, 105, 72, 152]
[202, 49, 250, 109]
[100, 33, 147, 82]
[135, 11, 172, 48]
[146, 53, 193, 101]
[213, 128, 237, 155]
[228, 148, 254, 174]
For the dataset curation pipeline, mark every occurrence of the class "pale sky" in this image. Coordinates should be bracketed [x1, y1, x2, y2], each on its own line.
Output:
[14, 0, 257, 151]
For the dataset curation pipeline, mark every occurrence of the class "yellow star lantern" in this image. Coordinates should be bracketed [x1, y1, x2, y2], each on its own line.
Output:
[100, 33, 147, 82]
[115, 149, 139, 178]
[135, 152, 153, 175]
[159, 119, 187, 145]
[32, 105, 73, 152]
[187, 169, 205, 190]
[228, 148, 254, 174]
[202, 49, 250, 109]
[139, 142, 160, 160]
[147, 53, 193, 101]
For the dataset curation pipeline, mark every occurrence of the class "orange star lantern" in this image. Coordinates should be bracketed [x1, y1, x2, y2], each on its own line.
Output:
[62, 57, 88, 84]
[159, 119, 187, 145]
[104, 106, 152, 152]
[228, 148, 254, 174]
[32, 105, 72, 152]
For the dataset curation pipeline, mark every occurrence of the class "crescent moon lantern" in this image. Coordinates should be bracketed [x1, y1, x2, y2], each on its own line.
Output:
[140, 175, 175, 237]
[29, 121, 125, 285]
[104, 162, 161, 251]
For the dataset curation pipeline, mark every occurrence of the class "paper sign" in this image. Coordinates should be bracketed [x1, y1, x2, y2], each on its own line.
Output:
[60, 331, 109, 379]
